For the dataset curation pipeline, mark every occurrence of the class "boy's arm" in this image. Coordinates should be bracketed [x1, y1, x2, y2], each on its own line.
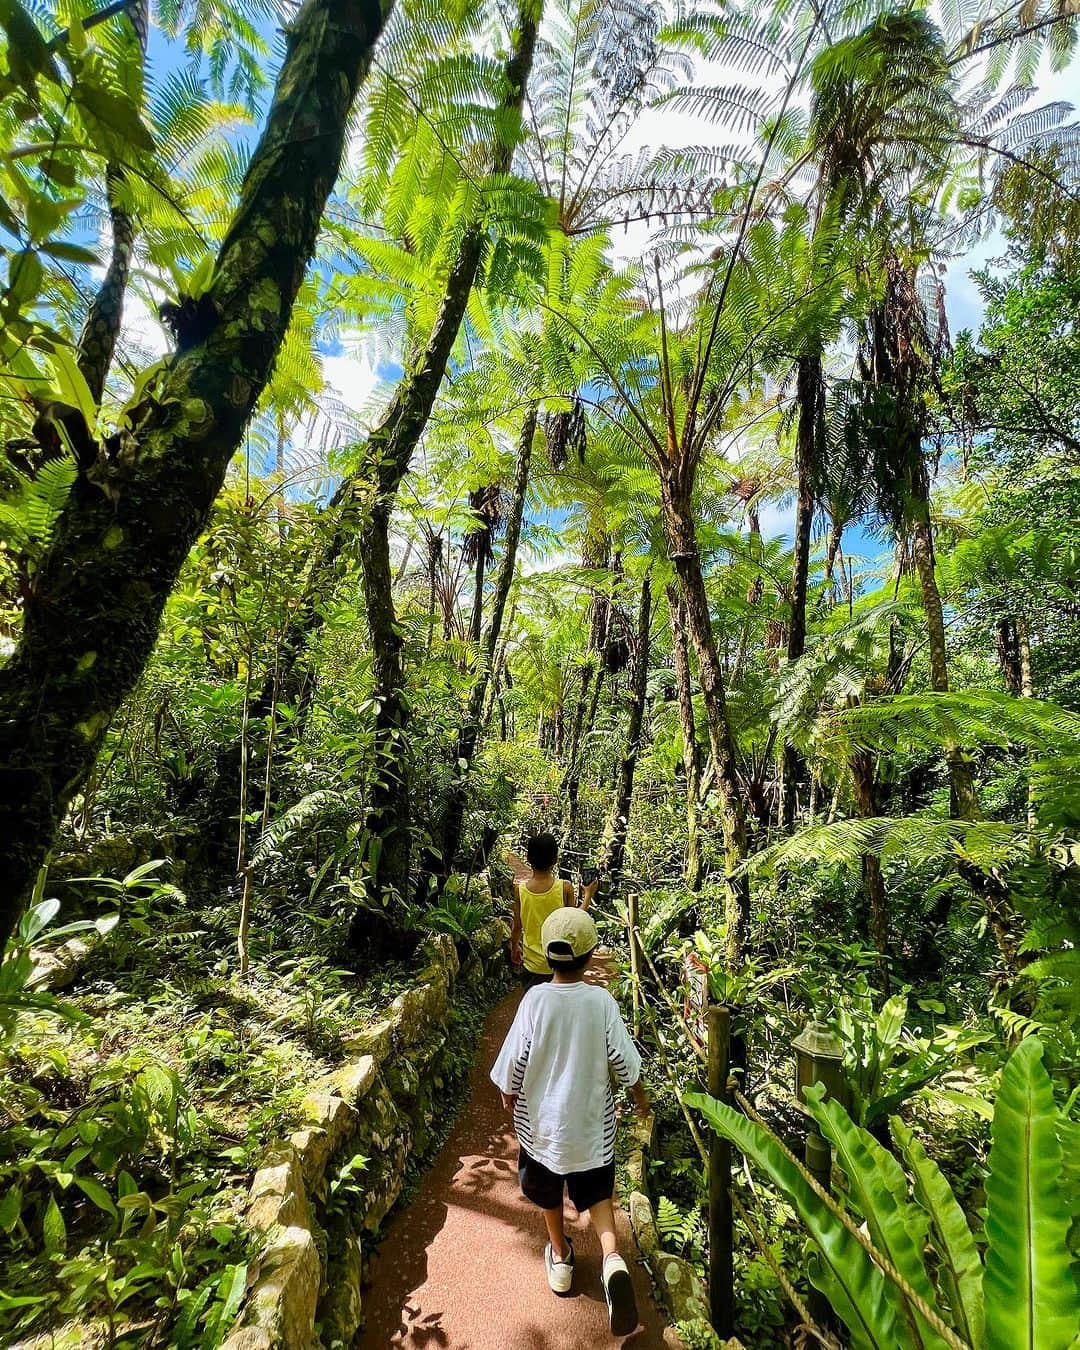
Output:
[510, 884, 522, 966]
[562, 879, 576, 907]
[580, 876, 599, 910]
[605, 994, 648, 1114]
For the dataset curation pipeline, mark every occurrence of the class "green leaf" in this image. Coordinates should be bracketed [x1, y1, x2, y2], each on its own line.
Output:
[983, 1038, 1079, 1350]
[0, 1184, 22, 1233]
[685, 1089, 901, 1348]
[39, 238, 99, 265]
[892, 1120, 984, 1348]
[807, 1089, 951, 1349]
[42, 1194, 66, 1253]
[47, 346, 97, 428]
[74, 1174, 117, 1217]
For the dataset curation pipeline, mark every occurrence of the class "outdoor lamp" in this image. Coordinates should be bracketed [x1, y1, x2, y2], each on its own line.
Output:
[791, 1018, 846, 1116]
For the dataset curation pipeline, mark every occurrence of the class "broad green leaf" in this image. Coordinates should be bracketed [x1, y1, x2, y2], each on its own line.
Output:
[807, 1089, 951, 1349]
[0, 1184, 22, 1232]
[42, 1194, 66, 1252]
[984, 1038, 1079, 1350]
[47, 346, 97, 429]
[74, 1174, 118, 1217]
[892, 1119, 984, 1347]
[686, 1089, 901, 1348]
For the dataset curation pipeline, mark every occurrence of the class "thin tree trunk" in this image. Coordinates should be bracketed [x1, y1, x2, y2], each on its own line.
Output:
[76, 0, 148, 403]
[780, 353, 820, 831]
[597, 575, 652, 894]
[1018, 615, 1038, 839]
[660, 469, 749, 961]
[469, 550, 486, 645]
[910, 514, 979, 821]
[668, 582, 702, 890]
[851, 747, 888, 962]
[431, 403, 536, 891]
[0, 0, 390, 953]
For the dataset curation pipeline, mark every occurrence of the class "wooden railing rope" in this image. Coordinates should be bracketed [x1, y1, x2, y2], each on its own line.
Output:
[621, 913, 974, 1350]
[728, 1188, 841, 1350]
[733, 1091, 973, 1350]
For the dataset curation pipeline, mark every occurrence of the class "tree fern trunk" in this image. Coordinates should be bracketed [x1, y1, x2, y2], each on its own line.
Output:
[248, 0, 541, 911]
[661, 469, 749, 961]
[597, 574, 651, 895]
[910, 514, 979, 821]
[0, 0, 391, 953]
[668, 581, 702, 890]
[780, 352, 821, 832]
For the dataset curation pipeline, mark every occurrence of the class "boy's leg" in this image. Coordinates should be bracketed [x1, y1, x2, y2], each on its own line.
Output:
[542, 1204, 570, 1261]
[571, 1164, 639, 1335]
[587, 1196, 618, 1259]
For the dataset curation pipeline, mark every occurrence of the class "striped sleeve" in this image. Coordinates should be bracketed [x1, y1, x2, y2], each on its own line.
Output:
[490, 996, 533, 1095]
[605, 993, 642, 1086]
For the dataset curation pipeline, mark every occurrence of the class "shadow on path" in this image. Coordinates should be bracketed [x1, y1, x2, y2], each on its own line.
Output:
[358, 983, 676, 1349]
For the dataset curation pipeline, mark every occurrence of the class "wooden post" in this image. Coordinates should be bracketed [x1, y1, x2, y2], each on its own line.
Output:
[706, 1004, 734, 1338]
[627, 889, 641, 1038]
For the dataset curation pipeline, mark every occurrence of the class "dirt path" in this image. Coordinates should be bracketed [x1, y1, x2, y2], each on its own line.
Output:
[359, 980, 678, 1349]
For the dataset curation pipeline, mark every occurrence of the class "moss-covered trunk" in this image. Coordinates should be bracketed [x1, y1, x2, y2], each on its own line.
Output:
[0, 0, 392, 954]
[76, 0, 148, 404]
[667, 582, 702, 890]
[597, 574, 651, 893]
[780, 352, 821, 831]
[660, 466, 749, 961]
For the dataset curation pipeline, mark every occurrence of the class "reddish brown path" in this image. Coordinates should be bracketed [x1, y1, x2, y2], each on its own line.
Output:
[360, 984, 677, 1350]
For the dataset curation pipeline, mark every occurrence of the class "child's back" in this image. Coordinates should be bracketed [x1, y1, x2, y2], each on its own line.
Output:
[496, 981, 639, 1173]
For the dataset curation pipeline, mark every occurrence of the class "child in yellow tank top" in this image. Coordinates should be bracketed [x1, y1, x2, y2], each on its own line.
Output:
[511, 833, 598, 986]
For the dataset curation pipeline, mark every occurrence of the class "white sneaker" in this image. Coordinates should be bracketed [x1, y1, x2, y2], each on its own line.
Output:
[545, 1238, 575, 1294]
[602, 1254, 638, 1336]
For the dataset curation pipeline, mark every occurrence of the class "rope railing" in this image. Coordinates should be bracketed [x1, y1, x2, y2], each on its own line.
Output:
[620, 910, 975, 1350]
[733, 1091, 973, 1350]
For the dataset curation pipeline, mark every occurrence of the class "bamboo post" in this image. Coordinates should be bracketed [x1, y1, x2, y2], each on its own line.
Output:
[627, 889, 641, 1038]
[706, 1004, 734, 1339]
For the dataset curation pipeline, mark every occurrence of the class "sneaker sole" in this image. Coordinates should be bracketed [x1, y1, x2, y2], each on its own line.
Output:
[606, 1267, 637, 1336]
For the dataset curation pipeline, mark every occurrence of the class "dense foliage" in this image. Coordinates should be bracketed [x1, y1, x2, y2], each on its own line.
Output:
[0, 0, 1078, 1343]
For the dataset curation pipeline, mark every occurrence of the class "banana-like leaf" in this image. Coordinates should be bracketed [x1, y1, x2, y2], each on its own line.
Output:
[983, 1038, 1079, 1350]
[806, 1089, 952, 1350]
[685, 1089, 902, 1349]
[892, 1119, 984, 1348]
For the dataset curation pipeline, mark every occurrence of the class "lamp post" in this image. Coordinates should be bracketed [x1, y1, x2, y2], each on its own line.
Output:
[791, 1018, 846, 1191]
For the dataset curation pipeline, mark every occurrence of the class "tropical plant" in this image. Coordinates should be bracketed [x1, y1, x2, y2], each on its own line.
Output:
[688, 1037, 1080, 1350]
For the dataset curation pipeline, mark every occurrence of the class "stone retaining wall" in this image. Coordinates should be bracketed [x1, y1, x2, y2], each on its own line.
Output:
[223, 919, 510, 1350]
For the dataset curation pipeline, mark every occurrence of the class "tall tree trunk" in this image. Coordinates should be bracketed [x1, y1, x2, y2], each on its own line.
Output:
[660, 468, 749, 961]
[780, 352, 821, 831]
[910, 513, 979, 821]
[996, 615, 1022, 694]
[850, 747, 888, 960]
[469, 549, 486, 644]
[0, 0, 391, 953]
[597, 575, 652, 893]
[431, 403, 536, 891]
[668, 582, 702, 890]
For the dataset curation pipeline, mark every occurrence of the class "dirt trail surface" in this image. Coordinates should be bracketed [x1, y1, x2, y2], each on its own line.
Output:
[359, 978, 677, 1349]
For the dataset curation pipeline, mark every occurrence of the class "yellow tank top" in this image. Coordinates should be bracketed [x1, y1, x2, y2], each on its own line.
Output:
[519, 877, 566, 974]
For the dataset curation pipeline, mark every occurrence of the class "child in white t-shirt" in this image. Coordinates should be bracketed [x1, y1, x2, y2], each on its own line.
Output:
[490, 907, 649, 1336]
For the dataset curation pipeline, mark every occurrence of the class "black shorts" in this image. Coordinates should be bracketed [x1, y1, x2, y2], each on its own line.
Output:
[518, 1148, 616, 1213]
[520, 969, 550, 991]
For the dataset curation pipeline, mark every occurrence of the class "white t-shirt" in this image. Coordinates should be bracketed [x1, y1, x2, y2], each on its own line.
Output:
[490, 981, 642, 1174]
